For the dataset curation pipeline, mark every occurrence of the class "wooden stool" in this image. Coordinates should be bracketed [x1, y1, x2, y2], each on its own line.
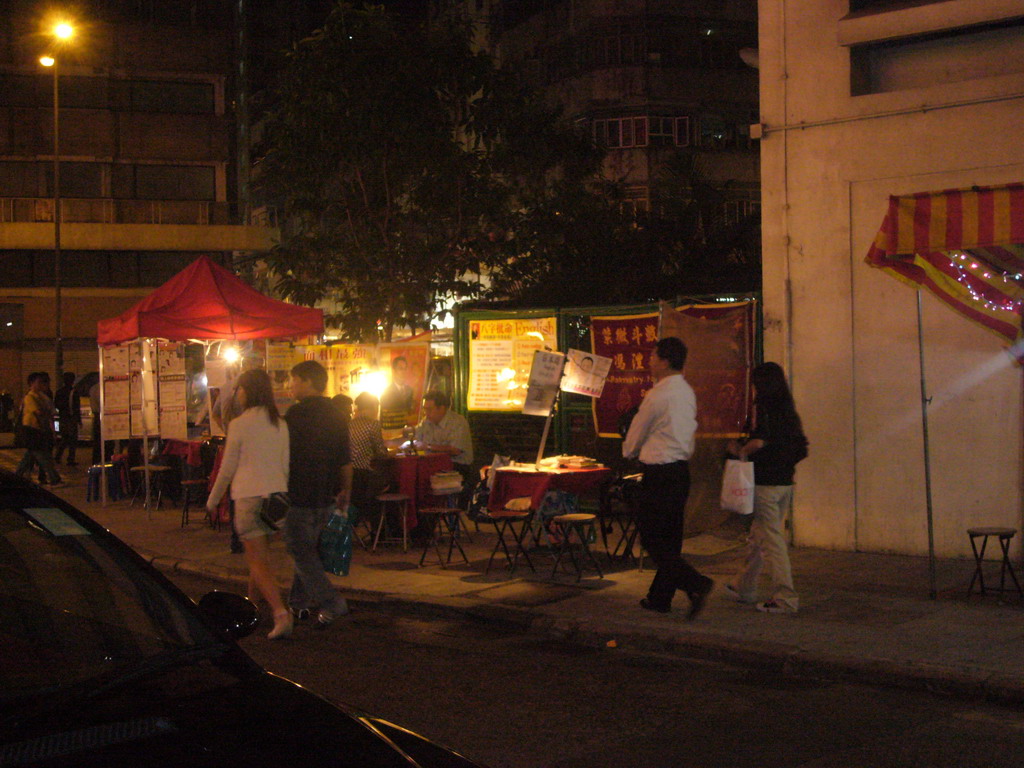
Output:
[180, 478, 210, 527]
[417, 507, 469, 568]
[967, 527, 1023, 599]
[550, 513, 603, 581]
[372, 493, 411, 552]
[129, 465, 174, 509]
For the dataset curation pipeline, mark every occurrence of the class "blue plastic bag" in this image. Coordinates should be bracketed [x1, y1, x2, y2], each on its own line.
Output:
[319, 509, 353, 576]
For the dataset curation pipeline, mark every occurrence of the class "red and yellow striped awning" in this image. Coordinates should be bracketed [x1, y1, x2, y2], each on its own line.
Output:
[866, 182, 1024, 342]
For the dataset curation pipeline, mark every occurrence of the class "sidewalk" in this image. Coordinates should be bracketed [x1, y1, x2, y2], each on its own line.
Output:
[7, 452, 1024, 705]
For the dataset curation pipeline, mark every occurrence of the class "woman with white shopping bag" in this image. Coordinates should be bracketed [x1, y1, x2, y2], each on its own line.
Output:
[725, 363, 808, 614]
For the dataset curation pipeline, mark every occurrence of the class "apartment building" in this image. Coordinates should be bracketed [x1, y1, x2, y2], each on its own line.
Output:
[0, 1, 277, 395]
[490, 0, 760, 217]
[758, 0, 1024, 556]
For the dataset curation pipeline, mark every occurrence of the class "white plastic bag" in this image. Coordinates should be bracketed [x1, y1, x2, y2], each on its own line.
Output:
[720, 459, 755, 515]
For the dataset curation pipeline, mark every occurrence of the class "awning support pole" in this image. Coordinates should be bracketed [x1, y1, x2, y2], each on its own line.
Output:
[917, 290, 937, 599]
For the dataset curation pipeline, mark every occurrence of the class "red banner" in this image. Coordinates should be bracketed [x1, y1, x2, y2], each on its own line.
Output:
[591, 313, 659, 437]
[591, 302, 755, 438]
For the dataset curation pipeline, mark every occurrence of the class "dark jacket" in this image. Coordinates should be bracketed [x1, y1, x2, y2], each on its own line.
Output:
[284, 396, 351, 508]
[749, 407, 808, 486]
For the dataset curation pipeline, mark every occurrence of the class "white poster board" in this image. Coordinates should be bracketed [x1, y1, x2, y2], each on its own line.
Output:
[561, 348, 613, 398]
[158, 341, 188, 440]
[467, 317, 557, 411]
[522, 350, 565, 417]
[101, 344, 132, 440]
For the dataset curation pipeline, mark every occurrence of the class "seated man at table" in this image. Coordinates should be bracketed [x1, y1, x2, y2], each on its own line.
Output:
[415, 390, 474, 507]
[349, 393, 391, 516]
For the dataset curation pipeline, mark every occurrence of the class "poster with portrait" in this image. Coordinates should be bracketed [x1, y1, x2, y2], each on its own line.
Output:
[377, 342, 429, 431]
[467, 316, 557, 411]
[561, 349, 613, 398]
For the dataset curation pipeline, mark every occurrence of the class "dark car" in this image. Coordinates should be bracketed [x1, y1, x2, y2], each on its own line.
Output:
[0, 471, 483, 768]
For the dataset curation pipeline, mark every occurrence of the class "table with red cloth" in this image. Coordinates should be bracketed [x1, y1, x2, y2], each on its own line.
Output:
[487, 465, 613, 514]
[162, 438, 204, 467]
[391, 451, 454, 530]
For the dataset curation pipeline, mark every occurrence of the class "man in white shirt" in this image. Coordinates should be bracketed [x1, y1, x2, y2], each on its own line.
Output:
[416, 390, 474, 505]
[623, 337, 714, 619]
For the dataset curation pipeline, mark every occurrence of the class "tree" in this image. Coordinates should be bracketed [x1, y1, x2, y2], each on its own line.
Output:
[255, 2, 597, 341]
[481, 152, 761, 307]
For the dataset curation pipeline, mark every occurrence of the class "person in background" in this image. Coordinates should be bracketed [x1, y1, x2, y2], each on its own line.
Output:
[726, 362, 808, 615]
[207, 369, 292, 639]
[622, 337, 713, 619]
[349, 392, 391, 515]
[284, 360, 353, 629]
[332, 393, 354, 422]
[53, 371, 81, 467]
[89, 378, 103, 465]
[415, 390, 474, 507]
[16, 372, 62, 487]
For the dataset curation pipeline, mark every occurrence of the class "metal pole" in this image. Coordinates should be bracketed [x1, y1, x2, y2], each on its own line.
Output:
[52, 59, 63, 382]
[99, 348, 107, 505]
[917, 291, 937, 599]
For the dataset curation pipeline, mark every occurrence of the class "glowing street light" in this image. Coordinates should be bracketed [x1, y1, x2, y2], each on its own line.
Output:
[40, 20, 74, 382]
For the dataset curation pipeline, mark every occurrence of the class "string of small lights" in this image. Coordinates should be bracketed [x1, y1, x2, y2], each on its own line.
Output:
[946, 251, 1024, 313]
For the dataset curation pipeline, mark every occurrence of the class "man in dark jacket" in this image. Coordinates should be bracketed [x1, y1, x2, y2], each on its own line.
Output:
[284, 360, 353, 628]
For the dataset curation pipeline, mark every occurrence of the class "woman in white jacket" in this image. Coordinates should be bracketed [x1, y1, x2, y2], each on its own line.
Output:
[207, 369, 292, 639]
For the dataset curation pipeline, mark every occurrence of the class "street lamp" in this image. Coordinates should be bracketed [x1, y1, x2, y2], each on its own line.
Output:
[40, 20, 73, 382]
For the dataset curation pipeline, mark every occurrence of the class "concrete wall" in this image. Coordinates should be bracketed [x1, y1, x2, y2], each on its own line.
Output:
[758, 0, 1024, 557]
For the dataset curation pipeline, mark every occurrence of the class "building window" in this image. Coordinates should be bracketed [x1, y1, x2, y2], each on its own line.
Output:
[647, 116, 676, 146]
[621, 186, 650, 216]
[592, 115, 691, 148]
[723, 199, 761, 225]
[0, 74, 215, 113]
[134, 165, 215, 201]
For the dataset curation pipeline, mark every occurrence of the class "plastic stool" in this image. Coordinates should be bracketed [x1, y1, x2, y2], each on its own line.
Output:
[967, 527, 1023, 599]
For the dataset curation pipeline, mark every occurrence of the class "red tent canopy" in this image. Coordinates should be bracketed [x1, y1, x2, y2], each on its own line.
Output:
[97, 255, 323, 345]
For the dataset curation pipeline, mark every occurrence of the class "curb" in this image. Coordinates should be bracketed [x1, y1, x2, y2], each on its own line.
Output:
[144, 550, 1024, 706]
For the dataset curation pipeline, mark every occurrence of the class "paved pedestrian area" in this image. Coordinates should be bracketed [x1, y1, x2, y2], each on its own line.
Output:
[6, 452, 1024, 704]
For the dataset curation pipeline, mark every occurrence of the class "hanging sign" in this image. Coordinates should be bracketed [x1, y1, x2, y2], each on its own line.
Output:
[561, 348, 613, 398]
[591, 313, 659, 438]
[157, 341, 188, 440]
[522, 350, 565, 416]
[660, 301, 755, 437]
[101, 343, 132, 440]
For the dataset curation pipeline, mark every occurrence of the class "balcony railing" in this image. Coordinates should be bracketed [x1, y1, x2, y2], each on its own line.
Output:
[0, 197, 233, 226]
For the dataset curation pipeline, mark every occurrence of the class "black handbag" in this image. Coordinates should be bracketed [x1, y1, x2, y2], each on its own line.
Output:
[259, 492, 291, 530]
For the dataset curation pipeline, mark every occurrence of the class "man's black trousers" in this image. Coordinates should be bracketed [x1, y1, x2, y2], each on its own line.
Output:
[635, 460, 708, 609]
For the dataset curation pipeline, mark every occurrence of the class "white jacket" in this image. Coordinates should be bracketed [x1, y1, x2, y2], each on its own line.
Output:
[208, 406, 289, 503]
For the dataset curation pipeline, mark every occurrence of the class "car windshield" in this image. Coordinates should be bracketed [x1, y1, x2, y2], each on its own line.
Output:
[0, 494, 221, 703]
